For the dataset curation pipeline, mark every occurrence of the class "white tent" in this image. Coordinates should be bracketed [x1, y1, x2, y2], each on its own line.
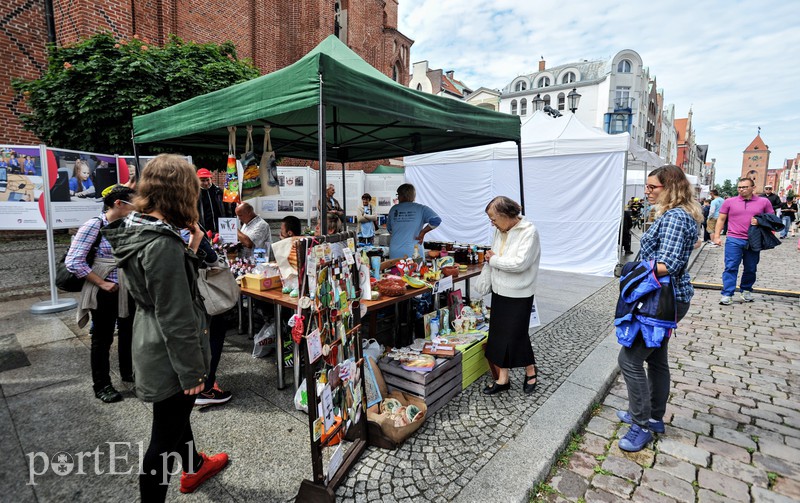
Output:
[405, 111, 630, 276]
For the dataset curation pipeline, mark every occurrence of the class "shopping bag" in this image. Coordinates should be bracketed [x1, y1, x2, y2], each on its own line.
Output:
[223, 126, 241, 204]
[261, 126, 280, 196]
[197, 258, 239, 315]
[241, 125, 262, 201]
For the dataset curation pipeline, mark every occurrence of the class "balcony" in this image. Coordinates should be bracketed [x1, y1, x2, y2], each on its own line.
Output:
[614, 97, 634, 112]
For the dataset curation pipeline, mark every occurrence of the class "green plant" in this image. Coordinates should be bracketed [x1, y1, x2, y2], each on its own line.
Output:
[556, 432, 584, 467]
[593, 466, 611, 476]
[768, 472, 778, 488]
[13, 32, 259, 165]
[530, 482, 557, 502]
[715, 179, 737, 198]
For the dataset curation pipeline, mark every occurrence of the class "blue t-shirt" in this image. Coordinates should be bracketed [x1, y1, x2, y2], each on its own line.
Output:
[709, 197, 723, 218]
[69, 176, 94, 194]
[386, 202, 442, 259]
[360, 205, 375, 239]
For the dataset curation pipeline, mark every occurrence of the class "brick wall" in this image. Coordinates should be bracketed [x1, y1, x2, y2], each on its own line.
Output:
[2, 0, 412, 160]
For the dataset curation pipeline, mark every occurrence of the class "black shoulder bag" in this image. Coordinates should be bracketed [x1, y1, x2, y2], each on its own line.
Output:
[56, 218, 104, 292]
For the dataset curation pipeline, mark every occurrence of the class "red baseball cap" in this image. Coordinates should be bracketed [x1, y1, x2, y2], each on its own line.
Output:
[196, 168, 212, 178]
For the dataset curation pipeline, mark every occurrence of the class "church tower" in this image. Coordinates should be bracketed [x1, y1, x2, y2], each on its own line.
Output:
[741, 130, 771, 192]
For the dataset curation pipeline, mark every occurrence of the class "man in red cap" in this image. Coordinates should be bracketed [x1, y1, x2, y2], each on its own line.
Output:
[196, 168, 232, 233]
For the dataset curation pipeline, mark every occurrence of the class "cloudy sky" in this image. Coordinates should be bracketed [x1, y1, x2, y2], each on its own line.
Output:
[398, 0, 800, 184]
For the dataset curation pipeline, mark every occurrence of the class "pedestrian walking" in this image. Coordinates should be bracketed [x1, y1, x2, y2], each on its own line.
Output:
[475, 196, 541, 396]
[712, 177, 774, 305]
[779, 195, 797, 239]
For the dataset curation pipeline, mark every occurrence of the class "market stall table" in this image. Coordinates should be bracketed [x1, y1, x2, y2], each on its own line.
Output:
[240, 262, 485, 390]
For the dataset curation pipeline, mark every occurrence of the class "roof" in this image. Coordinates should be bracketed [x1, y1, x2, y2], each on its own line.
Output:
[674, 118, 688, 142]
[133, 36, 520, 162]
[744, 134, 769, 152]
[503, 58, 609, 93]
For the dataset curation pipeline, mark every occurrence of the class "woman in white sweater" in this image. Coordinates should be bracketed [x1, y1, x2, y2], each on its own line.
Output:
[478, 196, 541, 395]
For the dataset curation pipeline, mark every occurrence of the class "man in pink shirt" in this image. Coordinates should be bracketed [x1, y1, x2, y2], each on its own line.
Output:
[712, 177, 774, 305]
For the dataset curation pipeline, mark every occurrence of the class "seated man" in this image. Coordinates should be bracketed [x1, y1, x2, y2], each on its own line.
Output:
[236, 202, 272, 258]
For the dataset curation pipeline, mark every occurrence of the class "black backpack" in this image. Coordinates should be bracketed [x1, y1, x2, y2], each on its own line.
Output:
[56, 218, 104, 292]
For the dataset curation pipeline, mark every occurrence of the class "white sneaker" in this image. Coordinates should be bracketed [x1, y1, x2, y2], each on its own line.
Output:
[741, 291, 754, 302]
[719, 296, 733, 306]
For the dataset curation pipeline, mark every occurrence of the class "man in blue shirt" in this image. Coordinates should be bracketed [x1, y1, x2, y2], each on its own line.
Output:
[706, 189, 723, 247]
[386, 183, 442, 259]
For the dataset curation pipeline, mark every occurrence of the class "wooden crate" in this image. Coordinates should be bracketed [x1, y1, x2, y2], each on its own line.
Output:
[458, 337, 490, 390]
[377, 352, 462, 416]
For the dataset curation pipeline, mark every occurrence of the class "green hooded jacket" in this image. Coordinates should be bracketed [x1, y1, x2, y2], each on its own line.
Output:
[103, 213, 210, 402]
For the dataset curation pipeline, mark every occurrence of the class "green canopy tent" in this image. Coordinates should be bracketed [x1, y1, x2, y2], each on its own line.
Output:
[133, 35, 524, 230]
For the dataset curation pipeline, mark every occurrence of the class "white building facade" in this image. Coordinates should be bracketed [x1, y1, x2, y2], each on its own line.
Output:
[499, 50, 655, 149]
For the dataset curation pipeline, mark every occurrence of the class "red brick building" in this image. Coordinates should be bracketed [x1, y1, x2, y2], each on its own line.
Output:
[2, 0, 413, 166]
[741, 132, 771, 193]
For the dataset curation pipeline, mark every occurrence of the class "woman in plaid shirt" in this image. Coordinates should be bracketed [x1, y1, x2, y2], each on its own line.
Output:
[65, 185, 137, 403]
[615, 165, 702, 452]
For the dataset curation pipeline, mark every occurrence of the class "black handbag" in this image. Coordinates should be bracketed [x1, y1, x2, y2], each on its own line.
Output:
[56, 218, 104, 292]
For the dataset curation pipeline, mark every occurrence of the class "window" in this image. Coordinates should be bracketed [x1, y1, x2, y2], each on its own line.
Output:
[615, 86, 631, 109]
[514, 81, 527, 92]
[562, 72, 576, 84]
[520, 98, 527, 115]
[543, 95, 551, 107]
[416, 83, 422, 91]
[617, 59, 632, 73]
[538, 76, 550, 88]
[557, 93, 565, 111]
[510, 100, 517, 115]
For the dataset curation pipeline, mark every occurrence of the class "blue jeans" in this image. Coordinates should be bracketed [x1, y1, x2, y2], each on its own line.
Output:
[780, 216, 792, 238]
[722, 237, 760, 296]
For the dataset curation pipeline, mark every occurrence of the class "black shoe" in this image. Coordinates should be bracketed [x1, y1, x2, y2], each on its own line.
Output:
[523, 373, 538, 394]
[624, 250, 634, 255]
[95, 384, 123, 403]
[121, 375, 135, 383]
[482, 380, 511, 395]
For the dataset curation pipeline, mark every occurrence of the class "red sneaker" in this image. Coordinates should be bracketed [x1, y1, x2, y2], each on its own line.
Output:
[179, 452, 229, 494]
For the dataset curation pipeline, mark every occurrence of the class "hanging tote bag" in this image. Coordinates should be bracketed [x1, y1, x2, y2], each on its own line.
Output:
[197, 257, 240, 315]
[223, 126, 241, 204]
[240, 125, 262, 201]
[261, 126, 280, 196]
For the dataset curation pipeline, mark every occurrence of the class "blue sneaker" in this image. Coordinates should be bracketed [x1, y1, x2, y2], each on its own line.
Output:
[616, 410, 665, 433]
[619, 424, 653, 452]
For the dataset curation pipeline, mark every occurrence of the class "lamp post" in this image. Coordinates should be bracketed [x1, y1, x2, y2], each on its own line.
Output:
[567, 88, 581, 113]
[532, 93, 544, 112]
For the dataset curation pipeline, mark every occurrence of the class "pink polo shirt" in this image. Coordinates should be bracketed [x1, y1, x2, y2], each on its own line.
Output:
[719, 195, 774, 239]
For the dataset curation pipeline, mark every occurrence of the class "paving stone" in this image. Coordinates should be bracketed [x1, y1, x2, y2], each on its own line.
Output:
[585, 416, 617, 439]
[713, 426, 758, 450]
[631, 486, 678, 503]
[755, 419, 800, 439]
[698, 467, 750, 502]
[660, 425, 698, 446]
[696, 435, 751, 464]
[697, 488, 733, 503]
[567, 451, 599, 478]
[657, 438, 710, 467]
[711, 454, 769, 487]
[741, 424, 787, 444]
[653, 452, 696, 483]
[708, 406, 751, 425]
[549, 469, 588, 500]
[607, 441, 655, 468]
[742, 406, 786, 424]
[600, 455, 642, 482]
[751, 487, 800, 503]
[583, 488, 619, 503]
[580, 433, 609, 457]
[641, 468, 695, 502]
[694, 412, 738, 430]
[752, 453, 800, 479]
[590, 474, 634, 498]
[670, 415, 711, 435]
[773, 477, 800, 500]
[759, 438, 800, 463]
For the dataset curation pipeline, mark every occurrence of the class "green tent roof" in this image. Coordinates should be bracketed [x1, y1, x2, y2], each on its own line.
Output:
[133, 35, 520, 163]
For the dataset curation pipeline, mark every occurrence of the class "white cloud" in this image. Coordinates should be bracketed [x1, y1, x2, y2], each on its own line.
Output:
[400, 0, 800, 183]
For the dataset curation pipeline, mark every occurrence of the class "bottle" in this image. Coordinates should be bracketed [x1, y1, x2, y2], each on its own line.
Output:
[430, 315, 439, 338]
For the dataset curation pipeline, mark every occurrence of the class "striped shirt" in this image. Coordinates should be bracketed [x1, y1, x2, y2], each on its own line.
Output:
[65, 214, 118, 283]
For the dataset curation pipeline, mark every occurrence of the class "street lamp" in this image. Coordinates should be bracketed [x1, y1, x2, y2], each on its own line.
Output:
[567, 88, 581, 113]
[532, 93, 545, 112]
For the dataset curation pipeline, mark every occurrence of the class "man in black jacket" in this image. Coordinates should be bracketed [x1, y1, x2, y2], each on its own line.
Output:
[196, 168, 232, 234]
[760, 185, 781, 214]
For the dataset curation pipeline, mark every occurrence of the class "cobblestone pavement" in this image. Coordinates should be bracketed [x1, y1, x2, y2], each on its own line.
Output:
[337, 279, 619, 501]
[0, 235, 68, 300]
[533, 237, 800, 502]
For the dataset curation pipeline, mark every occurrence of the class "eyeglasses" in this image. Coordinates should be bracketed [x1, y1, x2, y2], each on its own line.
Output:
[645, 184, 664, 191]
[737, 186, 753, 190]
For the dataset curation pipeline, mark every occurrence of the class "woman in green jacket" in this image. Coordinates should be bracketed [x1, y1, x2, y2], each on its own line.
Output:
[104, 154, 228, 500]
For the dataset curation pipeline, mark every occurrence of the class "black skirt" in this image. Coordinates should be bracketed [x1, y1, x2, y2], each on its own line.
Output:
[485, 292, 536, 368]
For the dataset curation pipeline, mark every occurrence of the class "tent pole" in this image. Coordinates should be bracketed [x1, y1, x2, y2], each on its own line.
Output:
[318, 73, 328, 235]
[617, 152, 630, 267]
[341, 161, 347, 231]
[517, 140, 525, 214]
[131, 129, 141, 180]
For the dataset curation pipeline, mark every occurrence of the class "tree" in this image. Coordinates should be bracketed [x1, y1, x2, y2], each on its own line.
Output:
[13, 32, 260, 162]
[715, 179, 737, 198]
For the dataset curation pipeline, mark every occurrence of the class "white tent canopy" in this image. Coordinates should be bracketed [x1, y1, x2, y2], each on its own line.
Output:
[406, 111, 630, 276]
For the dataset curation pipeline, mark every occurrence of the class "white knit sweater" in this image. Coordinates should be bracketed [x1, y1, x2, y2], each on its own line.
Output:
[485, 217, 540, 298]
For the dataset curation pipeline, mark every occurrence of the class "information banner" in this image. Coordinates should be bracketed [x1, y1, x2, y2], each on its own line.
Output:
[48, 148, 117, 229]
[0, 144, 46, 230]
[364, 173, 404, 214]
[256, 167, 317, 220]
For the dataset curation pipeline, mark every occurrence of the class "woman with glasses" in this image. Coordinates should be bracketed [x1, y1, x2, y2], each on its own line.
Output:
[476, 196, 541, 396]
[65, 185, 137, 403]
[615, 165, 702, 452]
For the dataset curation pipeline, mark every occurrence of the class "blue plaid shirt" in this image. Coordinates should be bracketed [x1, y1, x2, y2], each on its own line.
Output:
[639, 208, 697, 303]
